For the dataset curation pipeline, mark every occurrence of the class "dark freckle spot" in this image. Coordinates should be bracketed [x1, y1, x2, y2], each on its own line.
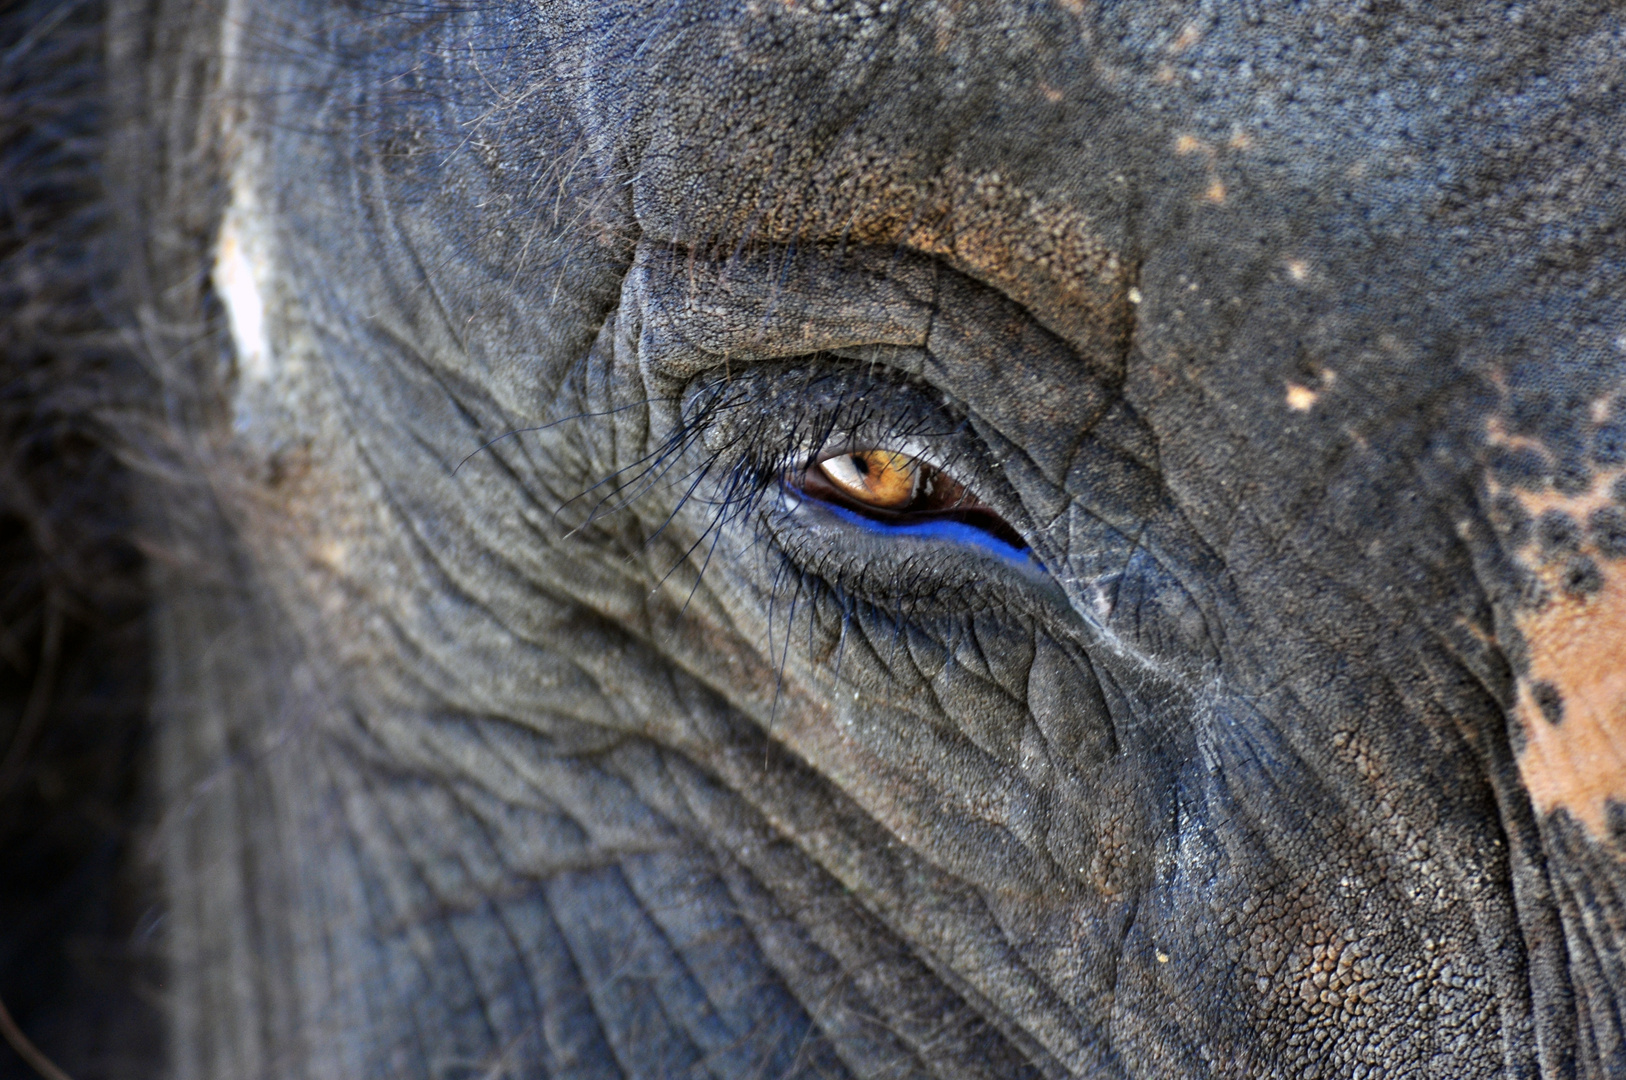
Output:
[1512, 568, 1550, 613]
[1488, 446, 1552, 491]
[1554, 462, 1593, 496]
[1614, 475, 1626, 506]
[1537, 510, 1582, 553]
[1491, 492, 1531, 546]
[1561, 555, 1604, 598]
[1608, 800, 1626, 848]
[1594, 420, 1626, 466]
[1532, 681, 1565, 725]
[1591, 507, 1626, 560]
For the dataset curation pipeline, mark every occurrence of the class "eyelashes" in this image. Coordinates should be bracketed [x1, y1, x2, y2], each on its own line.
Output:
[795, 446, 1030, 552]
[586, 361, 1037, 599]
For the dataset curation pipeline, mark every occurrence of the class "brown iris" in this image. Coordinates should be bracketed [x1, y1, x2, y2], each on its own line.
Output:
[799, 448, 1028, 550]
[814, 449, 922, 509]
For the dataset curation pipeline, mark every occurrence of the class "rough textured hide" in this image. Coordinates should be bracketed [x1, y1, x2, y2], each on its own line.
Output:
[4, 0, 1626, 1078]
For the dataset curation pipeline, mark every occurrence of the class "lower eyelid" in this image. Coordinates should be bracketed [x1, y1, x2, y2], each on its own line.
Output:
[792, 494, 1044, 571]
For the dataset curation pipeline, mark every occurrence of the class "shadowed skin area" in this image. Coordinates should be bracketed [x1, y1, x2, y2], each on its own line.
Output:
[112, 0, 1626, 1077]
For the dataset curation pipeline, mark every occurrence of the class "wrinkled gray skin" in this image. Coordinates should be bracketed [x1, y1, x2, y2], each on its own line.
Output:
[113, 0, 1626, 1076]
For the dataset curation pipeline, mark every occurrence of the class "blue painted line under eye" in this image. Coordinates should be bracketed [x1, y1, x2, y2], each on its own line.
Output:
[818, 501, 1042, 570]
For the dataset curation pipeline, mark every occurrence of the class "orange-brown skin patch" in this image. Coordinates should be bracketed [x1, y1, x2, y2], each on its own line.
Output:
[675, 157, 1132, 354]
[1168, 22, 1204, 55]
[1502, 465, 1626, 841]
[1284, 384, 1317, 412]
[907, 169, 1128, 352]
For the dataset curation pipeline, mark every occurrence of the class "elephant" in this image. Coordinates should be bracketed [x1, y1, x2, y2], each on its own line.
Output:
[2, 0, 1625, 1076]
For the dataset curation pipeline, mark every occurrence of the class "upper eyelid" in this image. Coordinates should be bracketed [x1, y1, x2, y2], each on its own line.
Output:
[690, 361, 983, 489]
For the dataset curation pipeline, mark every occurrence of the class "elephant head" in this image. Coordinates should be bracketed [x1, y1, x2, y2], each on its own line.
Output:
[94, 0, 1626, 1076]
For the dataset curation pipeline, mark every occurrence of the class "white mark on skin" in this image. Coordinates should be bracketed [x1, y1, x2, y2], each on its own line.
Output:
[1286, 384, 1317, 411]
[212, 168, 314, 446]
[1287, 260, 1309, 282]
[1127, 287, 1143, 305]
[213, 212, 270, 386]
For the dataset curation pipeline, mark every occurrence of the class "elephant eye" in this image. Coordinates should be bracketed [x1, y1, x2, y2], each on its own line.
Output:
[798, 448, 1029, 551]
[813, 449, 925, 510]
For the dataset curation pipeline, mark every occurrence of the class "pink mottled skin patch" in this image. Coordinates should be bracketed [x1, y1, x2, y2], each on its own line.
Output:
[1497, 459, 1626, 841]
[1514, 556, 1626, 840]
